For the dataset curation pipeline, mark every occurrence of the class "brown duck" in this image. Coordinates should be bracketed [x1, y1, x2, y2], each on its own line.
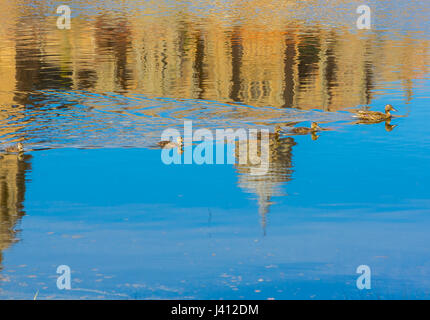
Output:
[353, 104, 397, 121]
[290, 122, 322, 135]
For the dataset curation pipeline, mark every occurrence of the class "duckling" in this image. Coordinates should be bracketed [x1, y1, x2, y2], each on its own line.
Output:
[5, 142, 24, 153]
[353, 104, 397, 121]
[157, 136, 183, 149]
[290, 122, 322, 135]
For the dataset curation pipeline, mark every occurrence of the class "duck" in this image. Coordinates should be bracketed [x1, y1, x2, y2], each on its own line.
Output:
[353, 104, 397, 121]
[4, 142, 24, 153]
[290, 122, 322, 135]
[157, 136, 183, 149]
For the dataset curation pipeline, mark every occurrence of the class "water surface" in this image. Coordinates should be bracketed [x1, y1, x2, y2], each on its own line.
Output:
[0, 0, 429, 299]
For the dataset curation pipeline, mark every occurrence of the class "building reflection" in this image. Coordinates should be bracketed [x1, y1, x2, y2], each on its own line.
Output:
[235, 134, 296, 235]
[0, 153, 31, 269]
[0, 3, 427, 110]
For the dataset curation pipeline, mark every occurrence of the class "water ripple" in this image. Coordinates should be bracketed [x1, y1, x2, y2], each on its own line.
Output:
[0, 90, 352, 149]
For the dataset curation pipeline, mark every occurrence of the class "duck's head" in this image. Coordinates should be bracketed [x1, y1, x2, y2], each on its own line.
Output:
[385, 104, 397, 113]
[177, 136, 183, 145]
[311, 122, 322, 131]
[17, 143, 24, 152]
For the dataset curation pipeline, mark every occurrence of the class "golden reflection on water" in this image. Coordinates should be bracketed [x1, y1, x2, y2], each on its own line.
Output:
[0, 153, 30, 269]
[0, 1, 428, 110]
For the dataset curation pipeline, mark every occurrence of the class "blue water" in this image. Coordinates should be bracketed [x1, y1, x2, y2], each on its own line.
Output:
[0, 81, 428, 299]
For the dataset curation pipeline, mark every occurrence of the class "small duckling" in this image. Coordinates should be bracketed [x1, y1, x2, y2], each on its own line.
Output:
[353, 104, 397, 121]
[157, 136, 183, 149]
[290, 122, 322, 135]
[5, 142, 24, 153]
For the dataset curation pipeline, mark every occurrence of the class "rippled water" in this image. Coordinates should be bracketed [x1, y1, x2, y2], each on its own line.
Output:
[0, 0, 429, 299]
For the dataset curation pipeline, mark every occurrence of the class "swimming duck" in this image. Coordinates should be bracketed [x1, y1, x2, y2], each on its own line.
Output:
[353, 104, 397, 121]
[5, 142, 24, 153]
[157, 136, 183, 149]
[290, 122, 322, 135]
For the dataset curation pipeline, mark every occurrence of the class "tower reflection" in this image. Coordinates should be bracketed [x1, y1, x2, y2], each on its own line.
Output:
[234, 134, 296, 235]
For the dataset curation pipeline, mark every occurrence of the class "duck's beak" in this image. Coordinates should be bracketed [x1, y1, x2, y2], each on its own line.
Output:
[391, 107, 398, 112]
